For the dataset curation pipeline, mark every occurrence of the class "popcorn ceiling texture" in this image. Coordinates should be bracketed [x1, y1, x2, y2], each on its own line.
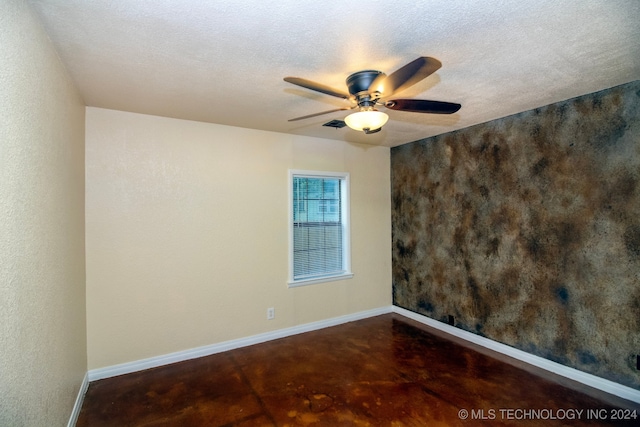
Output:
[391, 80, 640, 389]
[27, 0, 640, 147]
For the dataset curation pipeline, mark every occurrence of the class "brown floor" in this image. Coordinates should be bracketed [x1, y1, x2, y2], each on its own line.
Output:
[77, 314, 639, 426]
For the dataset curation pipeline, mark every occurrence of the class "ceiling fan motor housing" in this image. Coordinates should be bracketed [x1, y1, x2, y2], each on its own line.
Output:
[346, 70, 384, 97]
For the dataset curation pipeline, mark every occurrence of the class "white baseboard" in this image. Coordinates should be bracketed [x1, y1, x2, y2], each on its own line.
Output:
[87, 306, 393, 382]
[67, 372, 89, 427]
[392, 306, 640, 405]
[82, 304, 639, 407]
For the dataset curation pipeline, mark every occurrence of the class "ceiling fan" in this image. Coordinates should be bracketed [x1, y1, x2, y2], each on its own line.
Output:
[284, 57, 461, 134]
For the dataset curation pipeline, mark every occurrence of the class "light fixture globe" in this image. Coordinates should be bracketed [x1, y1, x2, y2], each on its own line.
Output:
[344, 110, 389, 133]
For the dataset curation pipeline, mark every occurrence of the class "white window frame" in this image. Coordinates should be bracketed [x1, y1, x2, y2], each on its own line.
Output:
[288, 169, 353, 287]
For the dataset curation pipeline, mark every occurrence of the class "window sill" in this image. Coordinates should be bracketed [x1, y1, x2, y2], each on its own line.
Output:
[288, 272, 354, 288]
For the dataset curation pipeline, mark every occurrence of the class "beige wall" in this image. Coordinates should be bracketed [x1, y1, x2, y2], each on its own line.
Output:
[0, 1, 87, 425]
[85, 107, 391, 369]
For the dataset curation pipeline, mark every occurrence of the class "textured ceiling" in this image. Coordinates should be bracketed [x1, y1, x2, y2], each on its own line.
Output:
[28, 0, 640, 147]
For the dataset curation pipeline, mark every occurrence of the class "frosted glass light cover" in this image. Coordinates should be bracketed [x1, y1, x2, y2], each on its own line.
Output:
[344, 110, 389, 131]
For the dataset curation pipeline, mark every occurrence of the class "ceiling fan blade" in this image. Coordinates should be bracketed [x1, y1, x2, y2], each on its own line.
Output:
[385, 99, 461, 114]
[288, 108, 352, 122]
[370, 57, 442, 96]
[284, 77, 350, 99]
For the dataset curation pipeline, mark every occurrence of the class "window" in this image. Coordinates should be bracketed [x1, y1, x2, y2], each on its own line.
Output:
[288, 170, 352, 287]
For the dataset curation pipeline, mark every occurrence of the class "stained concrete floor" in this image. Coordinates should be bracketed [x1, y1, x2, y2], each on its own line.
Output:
[76, 314, 639, 426]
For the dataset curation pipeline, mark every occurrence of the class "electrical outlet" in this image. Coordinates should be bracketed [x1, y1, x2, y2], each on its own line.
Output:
[267, 307, 275, 320]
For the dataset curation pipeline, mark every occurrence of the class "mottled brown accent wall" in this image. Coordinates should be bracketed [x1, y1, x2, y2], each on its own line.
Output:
[391, 80, 640, 389]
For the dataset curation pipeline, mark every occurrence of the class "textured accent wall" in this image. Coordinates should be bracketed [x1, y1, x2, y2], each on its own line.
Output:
[391, 81, 640, 389]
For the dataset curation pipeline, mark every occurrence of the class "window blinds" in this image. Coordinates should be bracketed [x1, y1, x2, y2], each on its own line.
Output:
[292, 176, 344, 280]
